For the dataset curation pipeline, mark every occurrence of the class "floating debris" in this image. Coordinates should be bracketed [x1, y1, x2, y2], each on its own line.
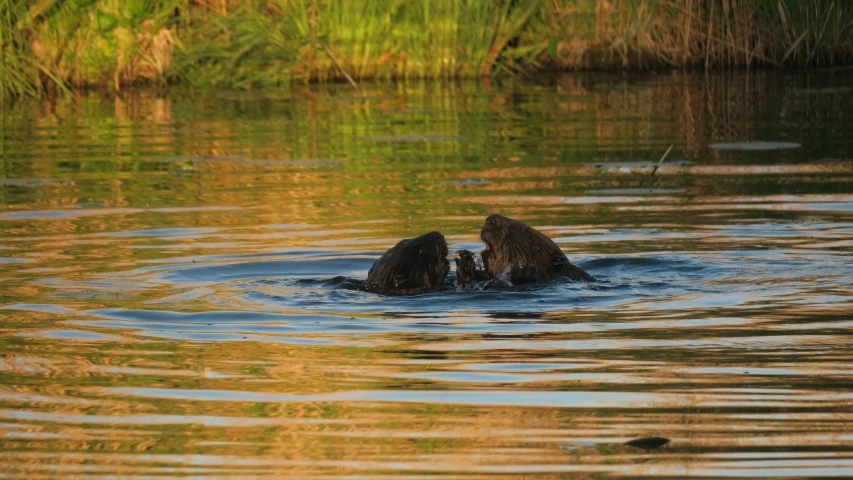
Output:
[710, 141, 801, 151]
[624, 437, 671, 450]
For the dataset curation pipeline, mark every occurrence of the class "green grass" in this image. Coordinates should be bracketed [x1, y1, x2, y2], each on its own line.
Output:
[2, 0, 852, 100]
[1, 0, 45, 99]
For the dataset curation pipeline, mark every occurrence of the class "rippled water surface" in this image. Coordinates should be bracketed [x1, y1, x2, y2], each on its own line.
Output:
[2, 72, 853, 477]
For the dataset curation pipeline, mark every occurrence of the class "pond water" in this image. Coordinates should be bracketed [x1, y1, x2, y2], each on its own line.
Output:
[2, 72, 853, 477]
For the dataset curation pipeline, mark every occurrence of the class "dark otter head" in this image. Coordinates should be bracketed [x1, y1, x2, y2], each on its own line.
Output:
[480, 214, 594, 283]
[480, 214, 523, 256]
[480, 214, 536, 279]
[366, 231, 450, 294]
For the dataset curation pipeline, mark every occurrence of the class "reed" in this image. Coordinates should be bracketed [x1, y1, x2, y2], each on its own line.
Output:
[1, 0, 42, 100]
[1, 0, 851, 99]
[542, 0, 853, 69]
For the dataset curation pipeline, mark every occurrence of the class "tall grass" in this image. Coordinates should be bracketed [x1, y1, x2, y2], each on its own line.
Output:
[540, 0, 853, 69]
[1, 0, 51, 100]
[171, 0, 544, 86]
[1, 0, 178, 100]
[2, 0, 852, 99]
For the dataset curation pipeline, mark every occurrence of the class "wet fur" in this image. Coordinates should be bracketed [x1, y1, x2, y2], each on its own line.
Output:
[366, 231, 450, 294]
[480, 214, 594, 284]
[455, 249, 489, 287]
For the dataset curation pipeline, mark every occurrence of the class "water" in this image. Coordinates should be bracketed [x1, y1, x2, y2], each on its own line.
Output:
[1, 72, 853, 477]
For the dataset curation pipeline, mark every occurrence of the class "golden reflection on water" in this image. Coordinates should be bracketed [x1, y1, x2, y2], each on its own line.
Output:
[2, 71, 853, 476]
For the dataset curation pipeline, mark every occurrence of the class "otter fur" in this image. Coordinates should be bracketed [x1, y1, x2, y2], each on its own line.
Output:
[480, 214, 594, 284]
[454, 249, 489, 287]
[365, 231, 450, 294]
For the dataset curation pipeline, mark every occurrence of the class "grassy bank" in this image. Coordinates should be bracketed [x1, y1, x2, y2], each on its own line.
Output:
[2, 0, 852, 99]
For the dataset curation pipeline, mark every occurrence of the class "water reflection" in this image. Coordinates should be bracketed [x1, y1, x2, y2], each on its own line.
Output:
[2, 71, 853, 477]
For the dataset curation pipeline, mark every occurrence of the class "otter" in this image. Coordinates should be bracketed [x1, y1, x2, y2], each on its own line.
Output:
[480, 214, 594, 284]
[365, 231, 450, 294]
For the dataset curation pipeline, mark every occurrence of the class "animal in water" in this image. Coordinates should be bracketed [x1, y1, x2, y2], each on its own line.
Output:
[479, 214, 595, 284]
[454, 249, 489, 287]
[624, 437, 670, 450]
[365, 231, 450, 294]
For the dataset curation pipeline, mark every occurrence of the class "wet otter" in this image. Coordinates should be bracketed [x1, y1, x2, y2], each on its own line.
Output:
[365, 231, 450, 294]
[480, 214, 594, 284]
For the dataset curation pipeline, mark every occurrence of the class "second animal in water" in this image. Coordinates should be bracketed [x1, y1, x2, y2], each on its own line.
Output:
[478, 214, 594, 284]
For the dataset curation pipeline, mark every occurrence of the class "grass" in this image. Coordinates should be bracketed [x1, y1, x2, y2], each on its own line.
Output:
[1, 0, 852, 99]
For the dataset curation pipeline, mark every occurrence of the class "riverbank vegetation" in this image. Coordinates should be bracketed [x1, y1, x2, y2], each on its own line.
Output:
[2, 0, 852, 99]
